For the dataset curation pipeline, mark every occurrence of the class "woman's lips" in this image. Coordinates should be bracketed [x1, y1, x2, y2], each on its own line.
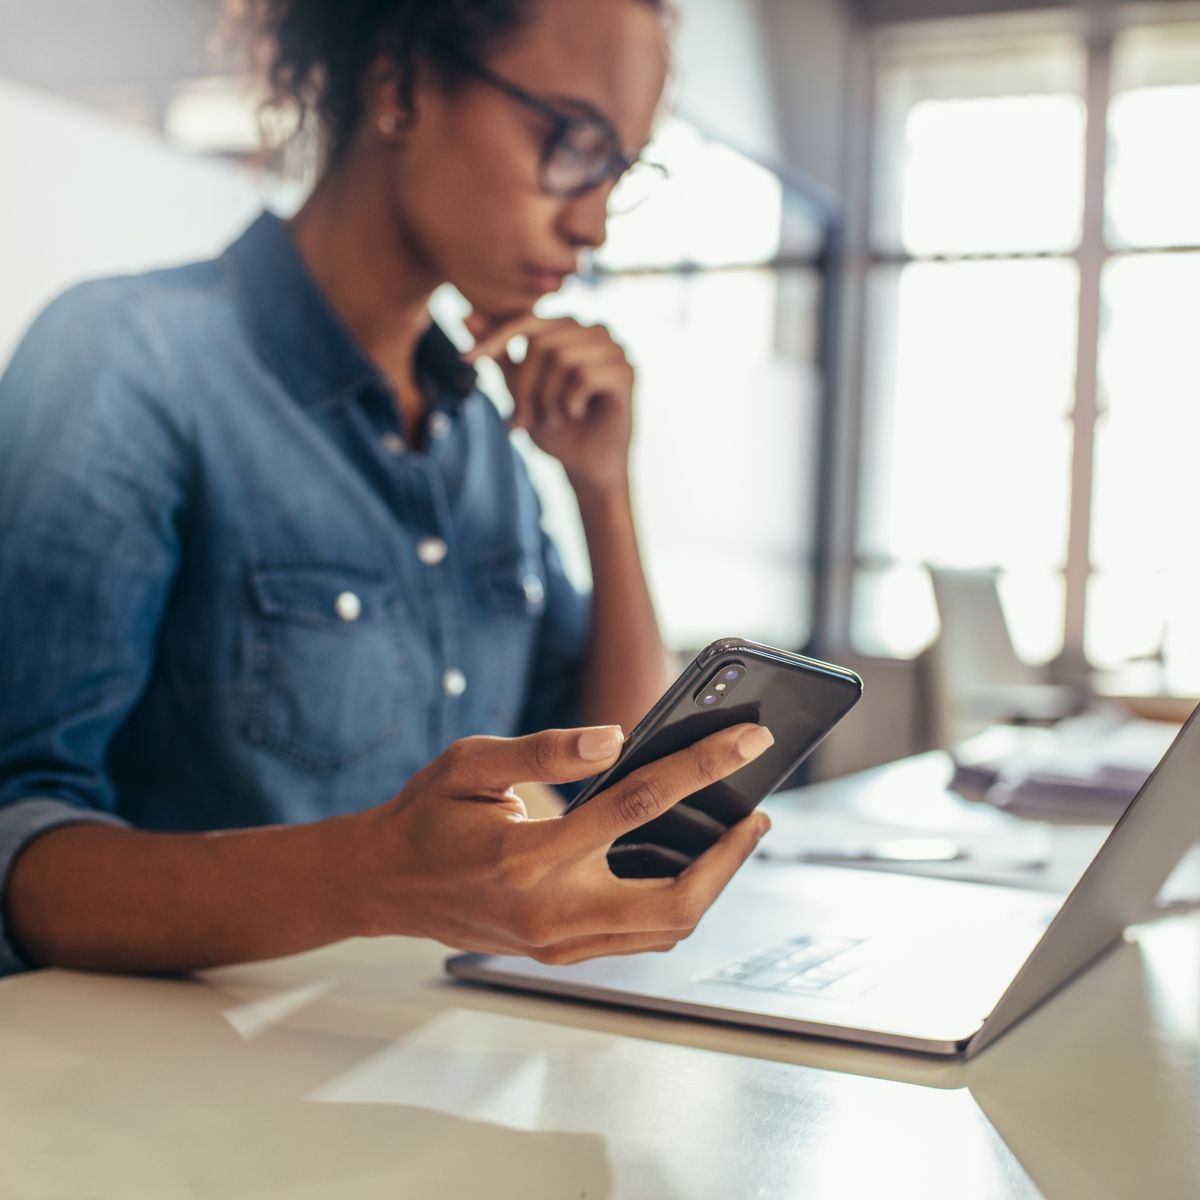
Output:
[522, 265, 571, 293]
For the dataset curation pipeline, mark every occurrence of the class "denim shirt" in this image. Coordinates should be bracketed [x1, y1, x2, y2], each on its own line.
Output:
[0, 212, 589, 975]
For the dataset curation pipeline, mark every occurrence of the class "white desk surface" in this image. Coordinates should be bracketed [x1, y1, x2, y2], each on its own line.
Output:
[3, 755, 1199, 1199]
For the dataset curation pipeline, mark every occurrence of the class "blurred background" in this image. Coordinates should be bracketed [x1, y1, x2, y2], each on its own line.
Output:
[2, 0, 1198, 778]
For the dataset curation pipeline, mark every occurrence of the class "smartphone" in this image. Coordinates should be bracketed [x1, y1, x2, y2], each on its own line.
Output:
[564, 638, 863, 878]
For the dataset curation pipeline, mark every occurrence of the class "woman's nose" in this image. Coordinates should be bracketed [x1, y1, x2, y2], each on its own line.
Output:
[558, 184, 611, 252]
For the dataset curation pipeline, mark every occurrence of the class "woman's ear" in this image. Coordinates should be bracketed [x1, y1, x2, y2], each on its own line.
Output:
[362, 53, 409, 141]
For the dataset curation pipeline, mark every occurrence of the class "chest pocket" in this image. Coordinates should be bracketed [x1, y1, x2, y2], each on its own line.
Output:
[241, 562, 410, 774]
[469, 548, 546, 732]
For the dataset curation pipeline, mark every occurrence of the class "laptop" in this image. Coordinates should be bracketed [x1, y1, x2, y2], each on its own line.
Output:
[447, 705, 1200, 1057]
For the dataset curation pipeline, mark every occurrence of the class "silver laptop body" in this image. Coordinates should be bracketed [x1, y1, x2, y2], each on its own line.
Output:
[447, 707, 1200, 1057]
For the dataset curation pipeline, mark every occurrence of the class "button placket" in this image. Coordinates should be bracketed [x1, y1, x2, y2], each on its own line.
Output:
[408, 454, 465, 742]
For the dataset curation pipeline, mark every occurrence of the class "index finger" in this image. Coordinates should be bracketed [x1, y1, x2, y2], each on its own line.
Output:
[464, 315, 576, 362]
[565, 723, 774, 852]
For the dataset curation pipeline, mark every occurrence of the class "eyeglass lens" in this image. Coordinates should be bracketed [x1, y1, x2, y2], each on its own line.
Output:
[542, 120, 665, 214]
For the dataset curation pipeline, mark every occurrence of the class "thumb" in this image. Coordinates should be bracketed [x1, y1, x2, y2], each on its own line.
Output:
[442, 726, 624, 791]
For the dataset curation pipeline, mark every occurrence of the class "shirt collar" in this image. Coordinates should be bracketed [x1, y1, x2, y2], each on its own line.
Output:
[223, 211, 478, 409]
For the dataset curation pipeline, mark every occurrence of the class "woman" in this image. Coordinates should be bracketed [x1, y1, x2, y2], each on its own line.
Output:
[0, 0, 773, 976]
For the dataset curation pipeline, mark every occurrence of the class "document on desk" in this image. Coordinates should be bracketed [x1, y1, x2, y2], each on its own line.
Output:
[950, 713, 1182, 822]
[759, 787, 1062, 891]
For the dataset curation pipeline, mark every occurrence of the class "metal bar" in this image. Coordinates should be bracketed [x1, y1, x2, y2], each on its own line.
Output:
[1060, 19, 1114, 674]
[806, 212, 846, 655]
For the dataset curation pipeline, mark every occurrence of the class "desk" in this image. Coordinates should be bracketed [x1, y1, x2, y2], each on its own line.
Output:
[1092, 663, 1198, 725]
[2, 757, 1199, 1199]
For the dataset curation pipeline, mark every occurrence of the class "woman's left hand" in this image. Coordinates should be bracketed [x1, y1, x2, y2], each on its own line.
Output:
[464, 312, 634, 494]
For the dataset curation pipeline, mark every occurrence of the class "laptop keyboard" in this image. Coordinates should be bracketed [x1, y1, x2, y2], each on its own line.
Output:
[699, 935, 872, 997]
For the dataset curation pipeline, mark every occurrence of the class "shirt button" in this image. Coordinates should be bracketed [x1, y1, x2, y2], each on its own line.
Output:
[522, 573, 545, 609]
[334, 591, 362, 622]
[381, 431, 406, 456]
[428, 412, 451, 439]
[417, 537, 448, 565]
[443, 668, 467, 697]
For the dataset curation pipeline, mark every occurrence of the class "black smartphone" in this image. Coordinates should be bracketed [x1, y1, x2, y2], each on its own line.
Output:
[564, 638, 863, 878]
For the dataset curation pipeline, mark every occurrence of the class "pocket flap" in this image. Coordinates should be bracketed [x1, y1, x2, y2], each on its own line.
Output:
[247, 563, 396, 626]
[472, 549, 547, 616]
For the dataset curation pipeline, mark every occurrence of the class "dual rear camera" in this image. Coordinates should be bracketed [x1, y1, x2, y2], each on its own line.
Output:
[695, 662, 747, 709]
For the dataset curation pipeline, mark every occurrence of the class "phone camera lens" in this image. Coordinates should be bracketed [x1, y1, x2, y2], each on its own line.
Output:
[696, 662, 746, 709]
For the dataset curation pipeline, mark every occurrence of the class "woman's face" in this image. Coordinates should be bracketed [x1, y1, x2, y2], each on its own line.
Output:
[383, 0, 670, 319]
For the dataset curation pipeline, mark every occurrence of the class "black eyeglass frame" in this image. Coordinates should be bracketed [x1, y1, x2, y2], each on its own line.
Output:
[438, 48, 669, 200]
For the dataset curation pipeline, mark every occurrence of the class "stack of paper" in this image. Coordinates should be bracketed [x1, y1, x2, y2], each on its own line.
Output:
[950, 712, 1183, 823]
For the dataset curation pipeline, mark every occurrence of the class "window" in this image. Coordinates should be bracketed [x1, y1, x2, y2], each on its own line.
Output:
[855, 13, 1200, 689]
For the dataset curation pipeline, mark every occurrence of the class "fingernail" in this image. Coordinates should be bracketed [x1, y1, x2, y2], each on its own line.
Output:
[578, 725, 624, 761]
[737, 725, 774, 761]
[756, 814, 772, 840]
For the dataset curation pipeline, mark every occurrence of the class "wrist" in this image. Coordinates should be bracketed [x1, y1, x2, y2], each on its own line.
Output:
[570, 471, 632, 516]
[311, 811, 386, 940]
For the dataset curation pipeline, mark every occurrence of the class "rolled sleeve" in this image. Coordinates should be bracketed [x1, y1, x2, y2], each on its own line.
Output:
[0, 799, 129, 976]
[0, 283, 186, 977]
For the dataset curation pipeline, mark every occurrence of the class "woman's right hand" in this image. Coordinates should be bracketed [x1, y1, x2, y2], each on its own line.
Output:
[350, 723, 775, 965]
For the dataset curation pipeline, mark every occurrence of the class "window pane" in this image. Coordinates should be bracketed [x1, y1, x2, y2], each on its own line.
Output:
[1108, 23, 1200, 249]
[873, 34, 1086, 255]
[852, 564, 938, 659]
[1085, 573, 1170, 669]
[859, 260, 1077, 570]
[1089, 254, 1200, 683]
[995, 571, 1066, 664]
[534, 268, 823, 651]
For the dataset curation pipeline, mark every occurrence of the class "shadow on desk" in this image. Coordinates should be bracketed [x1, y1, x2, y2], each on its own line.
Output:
[0, 970, 617, 1200]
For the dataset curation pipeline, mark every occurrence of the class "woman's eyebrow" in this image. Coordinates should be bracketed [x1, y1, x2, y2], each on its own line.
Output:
[545, 92, 650, 157]
[544, 92, 613, 124]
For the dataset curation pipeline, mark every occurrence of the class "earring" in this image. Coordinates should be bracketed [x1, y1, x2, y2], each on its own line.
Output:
[378, 114, 399, 136]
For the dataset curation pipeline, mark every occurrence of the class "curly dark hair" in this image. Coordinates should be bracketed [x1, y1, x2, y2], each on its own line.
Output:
[233, 0, 667, 165]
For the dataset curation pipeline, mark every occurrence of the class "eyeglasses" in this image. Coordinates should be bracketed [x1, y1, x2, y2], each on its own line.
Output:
[441, 50, 669, 213]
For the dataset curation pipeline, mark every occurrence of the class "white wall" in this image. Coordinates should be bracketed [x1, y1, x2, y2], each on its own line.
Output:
[671, 0, 786, 164]
[672, 0, 854, 196]
[759, 0, 855, 197]
[0, 78, 293, 369]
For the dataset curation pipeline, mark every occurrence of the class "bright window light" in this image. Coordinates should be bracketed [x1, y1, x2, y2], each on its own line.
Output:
[1089, 253, 1200, 686]
[597, 116, 784, 271]
[899, 94, 1085, 256]
[1108, 21, 1200, 249]
[872, 34, 1086, 256]
[860, 260, 1077, 561]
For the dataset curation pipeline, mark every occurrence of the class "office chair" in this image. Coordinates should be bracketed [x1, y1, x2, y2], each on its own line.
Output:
[925, 566, 1088, 746]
